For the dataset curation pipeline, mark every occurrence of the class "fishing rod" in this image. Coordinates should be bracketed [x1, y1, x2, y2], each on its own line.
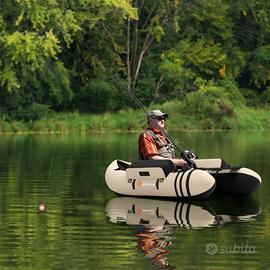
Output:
[79, 40, 196, 167]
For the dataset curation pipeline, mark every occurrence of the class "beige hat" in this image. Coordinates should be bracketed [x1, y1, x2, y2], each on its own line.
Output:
[147, 110, 168, 120]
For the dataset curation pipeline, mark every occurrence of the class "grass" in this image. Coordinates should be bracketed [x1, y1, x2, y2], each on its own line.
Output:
[0, 102, 269, 134]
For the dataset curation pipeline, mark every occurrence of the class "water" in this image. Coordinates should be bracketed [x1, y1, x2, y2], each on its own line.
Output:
[0, 131, 269, 270]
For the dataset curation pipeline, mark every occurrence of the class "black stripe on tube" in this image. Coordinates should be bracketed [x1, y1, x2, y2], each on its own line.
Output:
[174, 202, 180, 226]
[179, 171, 187, 197]
[186, 169, 194, 197]
[174, 171, 181, 197]
[179, 202, 184, 226]
[186, 203, 192, 228]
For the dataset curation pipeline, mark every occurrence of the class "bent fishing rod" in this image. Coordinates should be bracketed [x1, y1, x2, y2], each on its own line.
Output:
[77, 40, 196, 167]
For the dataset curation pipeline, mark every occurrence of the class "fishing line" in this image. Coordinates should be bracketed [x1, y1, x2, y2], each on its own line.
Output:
[39, 61, 70, 212]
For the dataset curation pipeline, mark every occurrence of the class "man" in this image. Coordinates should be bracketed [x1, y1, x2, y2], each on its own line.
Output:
[138, 110, 187, 167]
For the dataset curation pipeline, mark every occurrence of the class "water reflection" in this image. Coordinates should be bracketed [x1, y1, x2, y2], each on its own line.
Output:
[105, 197, 261, 269]
[105, 197, 261, 228]
[135, 225, 175, 270]
[0, 132, 267, 270]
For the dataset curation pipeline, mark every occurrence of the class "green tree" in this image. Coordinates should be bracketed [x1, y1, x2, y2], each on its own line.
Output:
[0, 0, 269, 121]
[0, 0, 137, 118]
[125, 0, 181, 93]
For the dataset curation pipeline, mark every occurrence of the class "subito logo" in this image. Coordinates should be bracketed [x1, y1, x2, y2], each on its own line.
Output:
[206, 243, 218, 255]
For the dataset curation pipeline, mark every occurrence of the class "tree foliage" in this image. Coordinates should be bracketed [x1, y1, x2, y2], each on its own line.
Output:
[0, 0, 269, 120]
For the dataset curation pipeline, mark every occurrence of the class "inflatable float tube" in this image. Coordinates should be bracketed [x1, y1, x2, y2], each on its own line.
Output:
[105, 159, 216, 199]
[105, 159, 261, 199]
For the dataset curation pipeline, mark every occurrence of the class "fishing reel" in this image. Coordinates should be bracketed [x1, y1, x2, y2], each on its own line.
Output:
[183, 149, 197, 159]
[180, 149, 197, 169]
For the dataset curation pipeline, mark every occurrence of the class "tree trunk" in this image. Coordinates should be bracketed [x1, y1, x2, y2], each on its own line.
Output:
[126, 0, 169, 93]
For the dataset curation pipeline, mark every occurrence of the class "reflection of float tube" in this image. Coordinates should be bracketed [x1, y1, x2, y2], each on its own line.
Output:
[216, 209, 261, 224]
[105, 197, 261, 228]
[105, 197, 217, 228]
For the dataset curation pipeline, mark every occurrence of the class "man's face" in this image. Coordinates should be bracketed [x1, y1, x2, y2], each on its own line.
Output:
[149, 116, 166, 130]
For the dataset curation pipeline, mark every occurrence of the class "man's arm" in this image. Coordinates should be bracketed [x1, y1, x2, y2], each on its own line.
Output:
[150, 155, 187, 167]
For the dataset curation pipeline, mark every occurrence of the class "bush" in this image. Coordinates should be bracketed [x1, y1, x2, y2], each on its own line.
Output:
[183, 81, 235, 120]
[260, 87, 270, 106]
[0, 118, 13, 133]
[0, 88, 52, 121]
[217, 79, 246, 107]
[11, 121, 28, 132]
[239, 88, 260, 107]
[24, 103, 52, 121]
[74, 77, 125, 113]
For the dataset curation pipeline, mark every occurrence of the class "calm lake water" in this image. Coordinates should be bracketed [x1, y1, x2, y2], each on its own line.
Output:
[0, 131, 269, 270]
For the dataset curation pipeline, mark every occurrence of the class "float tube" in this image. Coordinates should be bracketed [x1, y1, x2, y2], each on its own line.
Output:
[194, 159, 262, 195]
[105, 159, 216, 199]
[105, 159, 261, 199]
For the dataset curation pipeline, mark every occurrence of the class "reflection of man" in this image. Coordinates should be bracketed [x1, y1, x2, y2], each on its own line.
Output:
[138, 110, 186, 167]
[135, 225, 175, 270]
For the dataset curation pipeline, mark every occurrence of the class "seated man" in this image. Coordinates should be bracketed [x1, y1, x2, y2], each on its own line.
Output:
[138, 110, 187, 167]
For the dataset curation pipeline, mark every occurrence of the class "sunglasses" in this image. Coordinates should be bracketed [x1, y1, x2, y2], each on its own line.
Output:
[155, 116, 166, 121]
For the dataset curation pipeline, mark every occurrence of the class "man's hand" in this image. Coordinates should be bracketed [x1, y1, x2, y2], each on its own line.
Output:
[172, 159, 187, 167]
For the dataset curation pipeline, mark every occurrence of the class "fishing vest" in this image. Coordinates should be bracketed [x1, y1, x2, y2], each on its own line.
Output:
[139, 129, 175, 160]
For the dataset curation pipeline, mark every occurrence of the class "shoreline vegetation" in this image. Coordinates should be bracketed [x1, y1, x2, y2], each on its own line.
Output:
[1, 101, 269, 134]
[1, 2, 270, 133]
